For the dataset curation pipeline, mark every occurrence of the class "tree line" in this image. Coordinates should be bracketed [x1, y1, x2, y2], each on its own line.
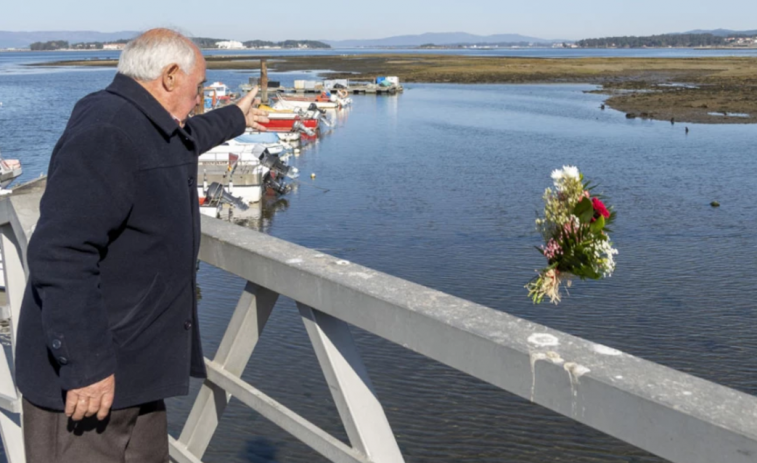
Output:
[30, 39, 130, 50]
[576, 34, 729, 48]
[30, 40, 69, 51]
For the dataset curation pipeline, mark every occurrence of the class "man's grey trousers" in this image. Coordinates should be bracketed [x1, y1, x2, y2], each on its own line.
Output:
[22, 398, 169, 463]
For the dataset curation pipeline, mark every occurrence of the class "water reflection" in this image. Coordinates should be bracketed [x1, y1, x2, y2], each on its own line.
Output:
[212, 196, 289, 234]
[382, 94, 400, 124]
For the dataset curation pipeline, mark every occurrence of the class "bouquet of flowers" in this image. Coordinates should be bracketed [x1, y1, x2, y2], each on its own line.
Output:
[526, 166, 618, 304]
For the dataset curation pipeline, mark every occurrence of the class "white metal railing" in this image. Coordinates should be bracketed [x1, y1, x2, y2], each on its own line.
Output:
[1, 178, 757, 463]
[0, 179, 40, 463]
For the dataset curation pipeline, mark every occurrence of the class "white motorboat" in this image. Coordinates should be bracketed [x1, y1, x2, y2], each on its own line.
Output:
[233, 134, 290, 155]
[0, 149, 22, 190]
[275, 132, 301, 143]
[198, 145, 265, 205]
[206, 82, 232, 97]
[273, 94, 341, 110]
[202, 82, 235, 111]
[198, 143, 299, 206]
[259, 104, 321, 121]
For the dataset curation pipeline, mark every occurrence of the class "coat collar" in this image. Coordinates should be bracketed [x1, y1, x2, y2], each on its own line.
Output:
[106, 73, 179, 137]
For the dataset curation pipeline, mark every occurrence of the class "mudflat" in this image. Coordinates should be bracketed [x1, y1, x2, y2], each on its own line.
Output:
[37, 54, 757, 124]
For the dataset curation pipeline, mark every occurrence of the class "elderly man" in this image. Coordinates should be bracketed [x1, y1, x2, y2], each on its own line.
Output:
[15, 29, 268, 462]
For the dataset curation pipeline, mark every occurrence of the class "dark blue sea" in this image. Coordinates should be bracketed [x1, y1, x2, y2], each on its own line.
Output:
[0, 50, 756, 462]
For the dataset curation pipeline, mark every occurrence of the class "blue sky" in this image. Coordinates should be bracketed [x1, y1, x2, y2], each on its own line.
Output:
[1, 0, 755, 41]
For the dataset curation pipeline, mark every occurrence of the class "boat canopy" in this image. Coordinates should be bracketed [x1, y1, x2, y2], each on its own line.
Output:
[235, 133, 280, 144]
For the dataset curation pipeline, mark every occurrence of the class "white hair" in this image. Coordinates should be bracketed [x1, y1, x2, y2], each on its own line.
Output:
[117, 29, 197, 81]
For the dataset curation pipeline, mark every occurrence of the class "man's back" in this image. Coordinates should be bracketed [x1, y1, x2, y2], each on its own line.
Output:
[16, 73, 246, 410]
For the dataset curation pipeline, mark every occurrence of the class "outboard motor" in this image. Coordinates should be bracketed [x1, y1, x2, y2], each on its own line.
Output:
[258, 147, 299, 196]
[292, 121, 316, 137]
[295, 106, 328, 127]
[205, 182, 249, 210]
[307, 102, 327, 115]
[263, 171, 288, 195]
[258, 147, 299, 179]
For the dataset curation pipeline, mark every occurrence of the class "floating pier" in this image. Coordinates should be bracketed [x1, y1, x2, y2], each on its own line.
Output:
[242, 83, 403, 96]
[275, 84, 403, 95]
[239, 58, 403, 99]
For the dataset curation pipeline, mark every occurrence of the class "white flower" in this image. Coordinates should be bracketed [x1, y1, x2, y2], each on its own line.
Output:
[591, 239, 619, 277]
[550, 166, 581, 193]
[563, 166, 579, 180]
[551, 166, 580, 181]
[563, 167, 580, 180]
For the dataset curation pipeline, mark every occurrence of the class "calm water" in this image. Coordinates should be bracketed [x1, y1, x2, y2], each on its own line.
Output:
[1, 55, 757, 462]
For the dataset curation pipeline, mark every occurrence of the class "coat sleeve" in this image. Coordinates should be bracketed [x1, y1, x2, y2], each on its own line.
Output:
[27, 125, 138, 391]
[186, 105, 247, 154]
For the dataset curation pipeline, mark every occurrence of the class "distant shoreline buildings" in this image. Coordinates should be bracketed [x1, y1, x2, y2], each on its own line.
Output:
[7, 38, 331, 52]
[725, 36, 756, 46]
[215, 40, 245, 49]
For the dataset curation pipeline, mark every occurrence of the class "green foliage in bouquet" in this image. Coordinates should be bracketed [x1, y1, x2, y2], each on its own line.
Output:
[527, 167, 618, 304]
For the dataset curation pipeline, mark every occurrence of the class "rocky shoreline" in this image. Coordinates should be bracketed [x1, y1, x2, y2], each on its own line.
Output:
[34, 54, 757, 124]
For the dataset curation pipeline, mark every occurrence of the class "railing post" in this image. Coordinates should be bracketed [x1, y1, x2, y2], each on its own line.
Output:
[0, 224, 27, 462]
[1, 224, 27, 355]
[177, 282, 278, 459]
[298, 303, 405, 463]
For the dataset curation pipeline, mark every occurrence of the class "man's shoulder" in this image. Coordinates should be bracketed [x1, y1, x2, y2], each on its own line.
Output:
[51, 90, 146, 164]
[67, 89, 147, 136]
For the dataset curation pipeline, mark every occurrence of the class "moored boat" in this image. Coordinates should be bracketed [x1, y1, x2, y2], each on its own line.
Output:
[259, 117, 318, 131]
[274, 93, 341, 110]
[236, 132, 292, 152]
[198, 142, 299, 206]
[258, 104, 321, 120]
[0, 149, 22, 191]
[203, 82, 235, 110]
[275, 132, 301, 143]
[198, 146, 265, 205]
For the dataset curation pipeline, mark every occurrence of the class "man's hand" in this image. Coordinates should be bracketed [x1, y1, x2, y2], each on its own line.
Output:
[65, 374, 115, 421]
[235, 86, 269, 132]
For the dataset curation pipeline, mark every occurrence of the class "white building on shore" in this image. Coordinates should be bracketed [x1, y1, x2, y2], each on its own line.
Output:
[215, 40, 245, 49]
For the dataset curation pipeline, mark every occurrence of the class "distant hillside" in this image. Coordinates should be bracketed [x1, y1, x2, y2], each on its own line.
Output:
[324, 32, 559, 48]
[0, 30, 140, 48]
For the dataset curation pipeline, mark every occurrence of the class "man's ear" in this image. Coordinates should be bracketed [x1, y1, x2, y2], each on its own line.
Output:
[162, 64, 181, 91]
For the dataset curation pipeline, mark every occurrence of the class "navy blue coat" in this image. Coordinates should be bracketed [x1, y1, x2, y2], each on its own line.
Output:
[16, 73, 246, 410]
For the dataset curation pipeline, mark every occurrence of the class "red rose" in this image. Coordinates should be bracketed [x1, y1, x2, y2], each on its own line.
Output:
[592, 198, 610, 218]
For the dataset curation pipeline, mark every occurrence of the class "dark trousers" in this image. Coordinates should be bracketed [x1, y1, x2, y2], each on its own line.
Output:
[22, 398, 169, 463]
